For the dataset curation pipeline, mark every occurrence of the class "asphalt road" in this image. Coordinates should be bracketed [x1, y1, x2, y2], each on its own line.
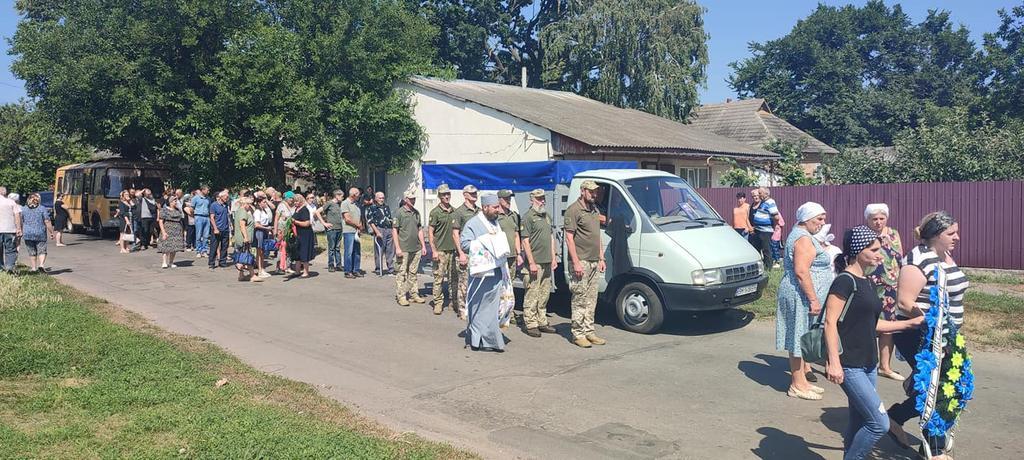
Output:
[43, 234, 1024, 459]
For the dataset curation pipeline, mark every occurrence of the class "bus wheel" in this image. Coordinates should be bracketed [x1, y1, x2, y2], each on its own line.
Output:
[615, 281, 664, 334]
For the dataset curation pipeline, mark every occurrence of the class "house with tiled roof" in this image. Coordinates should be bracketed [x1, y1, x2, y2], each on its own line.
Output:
[689, 98, 839, 177]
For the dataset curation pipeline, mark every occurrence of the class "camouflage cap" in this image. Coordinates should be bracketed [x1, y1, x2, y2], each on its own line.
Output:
[497, 189, 513, 198]
[580, 180, 600, 190]
[529, 188, 546, 198]
[404, 189, 417, 199]
[436, 184, 450, 194]
[462, 184, 478, 193]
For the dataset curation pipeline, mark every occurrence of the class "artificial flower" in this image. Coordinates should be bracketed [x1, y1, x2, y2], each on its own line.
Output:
[947, 367, 961, 382]
[948, 398, 960, 413]
[955, 333, 965, 348]
[951, 352, 964, 368]
[942, 382, 956, 398]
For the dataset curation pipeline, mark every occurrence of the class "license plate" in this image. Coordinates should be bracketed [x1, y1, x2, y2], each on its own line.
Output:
[735, 284, 757, 297]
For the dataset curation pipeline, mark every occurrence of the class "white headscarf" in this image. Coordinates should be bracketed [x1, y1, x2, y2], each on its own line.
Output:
[795, 201, 826, 224]
[812, 223, 834, 244]
[864, 203, 889, 220]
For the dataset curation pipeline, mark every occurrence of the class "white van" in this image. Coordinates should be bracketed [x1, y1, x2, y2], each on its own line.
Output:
[422, 161, 767, 334]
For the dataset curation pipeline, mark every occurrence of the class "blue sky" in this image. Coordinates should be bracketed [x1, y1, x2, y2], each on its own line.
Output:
[0, 0, 1015, 105]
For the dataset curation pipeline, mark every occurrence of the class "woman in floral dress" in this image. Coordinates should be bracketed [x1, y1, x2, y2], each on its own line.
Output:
[865, 203, 905, 381]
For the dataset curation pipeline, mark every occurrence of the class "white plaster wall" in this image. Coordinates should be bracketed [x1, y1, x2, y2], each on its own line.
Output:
[389, 85, 555, 221]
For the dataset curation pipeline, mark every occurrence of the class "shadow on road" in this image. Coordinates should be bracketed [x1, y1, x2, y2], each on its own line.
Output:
[751, 426, 832, 459]
[738, 353, 792, 392]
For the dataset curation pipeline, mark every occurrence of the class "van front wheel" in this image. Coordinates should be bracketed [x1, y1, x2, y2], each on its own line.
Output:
[615, 282, 664, 334]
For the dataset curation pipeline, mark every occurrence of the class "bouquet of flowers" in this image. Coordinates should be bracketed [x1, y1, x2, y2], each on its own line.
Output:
[913, 274, 975, 440]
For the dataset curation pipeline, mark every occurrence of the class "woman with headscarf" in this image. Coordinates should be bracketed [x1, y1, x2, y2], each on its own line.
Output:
[289, 193, 315, 278]
[823, 226, 924, 460]
[52, 193, 70, 246]
[252, 195, 274, 278]
[776, 202, 834, 400]
[20, 193, 54, 273]
[863, 203, 906, 382]
[157, 194, 185, 268]
[274, 191, 296, 274]
[886, 211, 968, 460]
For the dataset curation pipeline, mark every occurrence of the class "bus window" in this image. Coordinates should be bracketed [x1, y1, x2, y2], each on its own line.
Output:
[69, 171, 83, 195]
[103, 168, 169, 197]
[92, 168, 106, 194]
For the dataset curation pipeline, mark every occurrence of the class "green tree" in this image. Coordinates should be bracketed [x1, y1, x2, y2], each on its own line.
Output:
[765, 140, 818, 186]
[541, 0, 708, 120]
[10, 0, 438, 188]
[728, 1, 980, 147]
[0, 102, 92, 194]
[824, 107, 1024, 184]
[980, 3, 1024, 121]
[718, 159, 760, 188]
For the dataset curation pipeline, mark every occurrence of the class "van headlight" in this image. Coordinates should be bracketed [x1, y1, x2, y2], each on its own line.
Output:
[691, 268, 722, 286]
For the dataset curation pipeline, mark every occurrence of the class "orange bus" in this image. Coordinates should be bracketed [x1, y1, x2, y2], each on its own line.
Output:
[55, 159, 170, 234]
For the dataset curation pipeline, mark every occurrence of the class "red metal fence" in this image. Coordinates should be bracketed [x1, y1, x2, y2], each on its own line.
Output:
[696, 181, 1024, 270]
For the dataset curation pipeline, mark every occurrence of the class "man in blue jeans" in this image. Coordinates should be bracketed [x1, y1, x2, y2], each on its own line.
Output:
[208, 191, 232, 269]
[191, 186, 212, 257]
[340, 187, 364, 278]
[321, 190, 345, 272]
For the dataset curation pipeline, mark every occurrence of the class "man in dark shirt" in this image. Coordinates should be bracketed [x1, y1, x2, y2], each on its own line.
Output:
[209, 190, 232, 269]
[366, 191, 395, 276]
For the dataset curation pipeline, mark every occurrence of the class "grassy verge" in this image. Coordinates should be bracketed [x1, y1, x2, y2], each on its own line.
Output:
[0, 272, 474, 459]
[739, 269, 1024, 350]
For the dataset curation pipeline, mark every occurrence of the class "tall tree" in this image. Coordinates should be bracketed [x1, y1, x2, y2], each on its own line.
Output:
[0, 102, 92, 194]
[728, 1, 980, 147]
[541, 0, 708, 121]
[980, 3, 1024, 121]
[10, 0, 438, 187]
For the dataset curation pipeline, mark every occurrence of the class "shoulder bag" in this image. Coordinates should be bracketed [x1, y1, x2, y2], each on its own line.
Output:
[800, 272, 856, 364]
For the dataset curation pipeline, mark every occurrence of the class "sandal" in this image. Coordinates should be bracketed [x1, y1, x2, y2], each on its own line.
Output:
[787, 386, 822, 400]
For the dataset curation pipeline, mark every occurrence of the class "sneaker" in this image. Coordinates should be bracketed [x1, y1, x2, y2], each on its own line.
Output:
[525, 328, 541, 338]
[170, 264, 178, 268]
[573, 337, 593, 348]
[585, 334, 606, 345]
[538, 325, 557, 334]
[258, 271, 272, 278]
[397, 297, 410, 307]
[250, 275, 264, 282]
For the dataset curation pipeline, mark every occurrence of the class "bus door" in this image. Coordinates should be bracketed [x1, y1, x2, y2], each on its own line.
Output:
[81, 169, 93, 223]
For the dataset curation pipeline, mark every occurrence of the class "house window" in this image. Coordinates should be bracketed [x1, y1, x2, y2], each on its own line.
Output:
[678, 167, 710, 188]
[641, 161, 674, 174]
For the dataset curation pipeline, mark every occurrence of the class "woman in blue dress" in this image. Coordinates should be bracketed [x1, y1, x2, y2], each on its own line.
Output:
[776, 202, 834, 400]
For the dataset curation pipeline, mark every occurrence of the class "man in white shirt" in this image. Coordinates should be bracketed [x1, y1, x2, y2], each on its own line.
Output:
[0, 186, 23, 273]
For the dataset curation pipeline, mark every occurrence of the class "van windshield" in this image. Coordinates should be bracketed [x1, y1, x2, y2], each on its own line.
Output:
[623, 176, 721, 225]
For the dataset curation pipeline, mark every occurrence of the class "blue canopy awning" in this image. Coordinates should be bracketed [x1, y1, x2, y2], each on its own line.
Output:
[421, 160, 636, 192]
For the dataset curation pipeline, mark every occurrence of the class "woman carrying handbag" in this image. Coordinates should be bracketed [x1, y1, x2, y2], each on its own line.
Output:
[822, 225, 922, 460]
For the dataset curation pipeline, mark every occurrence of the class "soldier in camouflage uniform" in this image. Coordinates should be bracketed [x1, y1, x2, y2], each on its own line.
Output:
[496, 189, 522, 327]
[520, 189, 558, 337]
[450, 185, 479, 320]
[428, 184, 457, 315]
[392, 190, 427, 306]
[565, 180, 606, 348]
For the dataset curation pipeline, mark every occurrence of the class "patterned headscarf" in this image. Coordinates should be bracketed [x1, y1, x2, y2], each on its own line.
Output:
[843, 225, 879, 257]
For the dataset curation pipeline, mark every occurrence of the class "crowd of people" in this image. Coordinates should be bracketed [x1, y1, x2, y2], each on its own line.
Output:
[2, 178, 971, 458]
[750, 194, 967, 460]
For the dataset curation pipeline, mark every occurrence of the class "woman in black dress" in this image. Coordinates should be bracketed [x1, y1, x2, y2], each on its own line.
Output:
[290, 194, 315, 278]
[53, 193, 70, 246]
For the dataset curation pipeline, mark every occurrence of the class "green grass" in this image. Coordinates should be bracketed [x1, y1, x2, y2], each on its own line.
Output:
[962, 269, 1024, 286]
[0, 272, 474, 459]
[740, 269, 783, 318]
[741, 268, 1024, 350]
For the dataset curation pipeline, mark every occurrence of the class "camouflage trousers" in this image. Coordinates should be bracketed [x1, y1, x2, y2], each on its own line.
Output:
[431, 250, 457, 307]
[455, 256, 468, 317]
[506, 258, 519, 325]
[569, 260, 600, 339]
[522, 263, 553, 329]
[395, 251, 421, 299]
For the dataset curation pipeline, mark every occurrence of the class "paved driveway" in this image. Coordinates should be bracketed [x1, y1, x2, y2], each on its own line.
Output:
[45, 235, 1024, 459]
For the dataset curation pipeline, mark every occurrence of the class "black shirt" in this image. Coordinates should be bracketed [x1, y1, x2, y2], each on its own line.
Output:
[828, 272, 882, 369]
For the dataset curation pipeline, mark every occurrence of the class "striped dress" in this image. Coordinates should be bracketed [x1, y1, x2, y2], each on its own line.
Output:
[898, 244, 968, 330]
